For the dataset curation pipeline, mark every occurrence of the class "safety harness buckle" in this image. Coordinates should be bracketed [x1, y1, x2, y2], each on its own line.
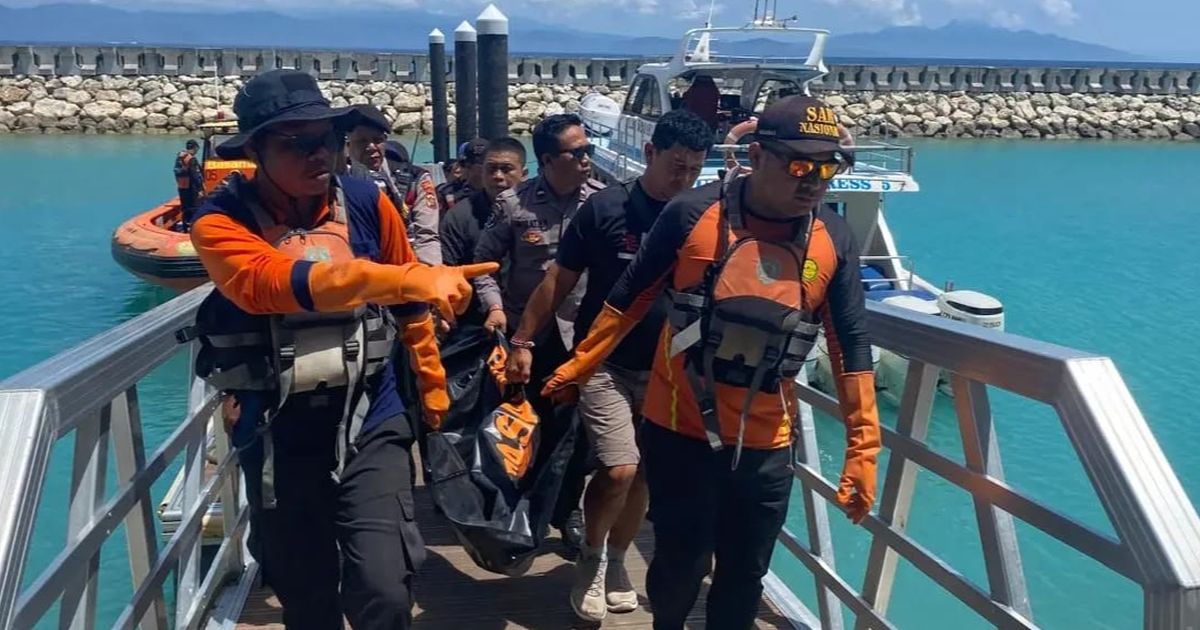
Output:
[175, 326, 198, 345]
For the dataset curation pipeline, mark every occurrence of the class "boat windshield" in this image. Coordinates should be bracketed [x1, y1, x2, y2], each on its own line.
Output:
[202, 134, 236, 164]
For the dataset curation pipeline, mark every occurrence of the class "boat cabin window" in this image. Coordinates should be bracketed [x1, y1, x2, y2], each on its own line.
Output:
[754, 80, 804, 112]
[623, 75, 663, 120]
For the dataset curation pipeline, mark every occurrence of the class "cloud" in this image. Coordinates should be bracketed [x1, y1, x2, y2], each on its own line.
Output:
[1037, 0, 1078, 24]
[818, 0, 923, 26]
[988, 8, 1023, 28]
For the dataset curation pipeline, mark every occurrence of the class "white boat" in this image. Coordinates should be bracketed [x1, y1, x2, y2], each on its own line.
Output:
[579, 15, 1005, 403]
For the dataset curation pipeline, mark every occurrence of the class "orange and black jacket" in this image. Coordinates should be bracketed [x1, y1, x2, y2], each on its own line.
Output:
[603, 178, 873, 449]
[190, 174, 431, 433]
[174, 151, 202, 191]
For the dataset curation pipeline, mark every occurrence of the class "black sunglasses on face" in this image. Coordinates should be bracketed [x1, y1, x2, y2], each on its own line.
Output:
[266, 129, 347, 157]
[560, 144, 595, 161]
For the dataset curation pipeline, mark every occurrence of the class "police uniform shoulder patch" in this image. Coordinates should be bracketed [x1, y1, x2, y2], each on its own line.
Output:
[419, 175, 437, 208]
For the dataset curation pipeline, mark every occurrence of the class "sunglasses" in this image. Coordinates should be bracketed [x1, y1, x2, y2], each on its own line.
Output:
[560, 144, 595, 161]
[266, 129, 346, 157]
[762, 142, 848, 181]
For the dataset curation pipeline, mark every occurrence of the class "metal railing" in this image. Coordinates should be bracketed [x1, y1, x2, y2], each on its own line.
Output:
[0, 286, 251, 630]
[762, 300, 1200, 629]
[0, 282, 1196, 629]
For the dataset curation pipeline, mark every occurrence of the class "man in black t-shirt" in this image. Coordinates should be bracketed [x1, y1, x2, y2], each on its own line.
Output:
[505, 109, 713, 623]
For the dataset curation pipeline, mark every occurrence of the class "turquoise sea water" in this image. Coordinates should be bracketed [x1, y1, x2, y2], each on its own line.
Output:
[0, 134, 1196, 628]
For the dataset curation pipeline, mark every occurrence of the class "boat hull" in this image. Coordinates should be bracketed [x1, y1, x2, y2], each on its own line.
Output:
[111, 199, 209, 292]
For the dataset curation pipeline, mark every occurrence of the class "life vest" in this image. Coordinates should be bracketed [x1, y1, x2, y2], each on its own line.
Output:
[178, 175, 398, 509]
[666, 178, 820, 468]
[175, 151, 195, 189]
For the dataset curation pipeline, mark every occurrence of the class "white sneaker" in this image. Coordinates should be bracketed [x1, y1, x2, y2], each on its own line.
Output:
[570, 550, 608, 622]
[605, 558, 638, 613]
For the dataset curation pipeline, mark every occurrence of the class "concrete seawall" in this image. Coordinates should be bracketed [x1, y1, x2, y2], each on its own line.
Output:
[1, 43, 1199, 139]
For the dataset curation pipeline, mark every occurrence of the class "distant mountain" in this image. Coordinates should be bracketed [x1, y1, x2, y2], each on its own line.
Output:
[828, 21, 1139, 63]
[0, 3, 1142, 63]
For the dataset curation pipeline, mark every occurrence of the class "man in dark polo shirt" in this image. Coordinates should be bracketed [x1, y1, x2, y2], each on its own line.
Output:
[504, 109, 713, 622]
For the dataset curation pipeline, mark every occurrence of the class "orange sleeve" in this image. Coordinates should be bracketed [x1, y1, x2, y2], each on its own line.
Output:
[191, 213, 426, 315]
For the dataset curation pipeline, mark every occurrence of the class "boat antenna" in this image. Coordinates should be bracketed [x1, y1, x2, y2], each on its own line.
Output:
[704, 0, 715, 26]
[752, 0, 760, 23]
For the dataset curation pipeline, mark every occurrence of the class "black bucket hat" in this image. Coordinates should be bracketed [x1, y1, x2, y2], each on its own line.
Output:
[216, 69, 358, 159]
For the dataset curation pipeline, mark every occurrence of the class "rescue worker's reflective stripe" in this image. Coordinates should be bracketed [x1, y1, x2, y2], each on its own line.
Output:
[666, 178, 819, 468]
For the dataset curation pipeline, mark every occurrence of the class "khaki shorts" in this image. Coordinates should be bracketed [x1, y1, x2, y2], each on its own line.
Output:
[579, 363, 649, 468]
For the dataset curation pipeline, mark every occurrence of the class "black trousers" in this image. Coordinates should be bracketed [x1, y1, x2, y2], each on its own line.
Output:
[242, 401, 426, 630]
[641, 421, 793, 630]
[526, 322, 590, 528]
[179, 187, 198, 222]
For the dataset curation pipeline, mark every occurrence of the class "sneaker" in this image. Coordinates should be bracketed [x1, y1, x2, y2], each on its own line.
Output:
[570, 550, 608, 622]
[605, 558, 638, 613]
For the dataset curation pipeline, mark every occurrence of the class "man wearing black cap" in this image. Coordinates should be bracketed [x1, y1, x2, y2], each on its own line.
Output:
[188, 69, 497, 630]
[436, 138, 487, 210]
[543, 95, 881, 629]
[347, 105, 442, 265]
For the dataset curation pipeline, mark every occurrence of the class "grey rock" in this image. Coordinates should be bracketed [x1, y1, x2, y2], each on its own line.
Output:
[0, 85, 29, 104]
[82, 100, 122, 119]
[120, 107, 148, 122]
[33, 98, 80, 120]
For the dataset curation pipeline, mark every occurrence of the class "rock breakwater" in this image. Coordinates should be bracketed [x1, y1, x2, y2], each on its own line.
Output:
[2, 74, 1198, 141]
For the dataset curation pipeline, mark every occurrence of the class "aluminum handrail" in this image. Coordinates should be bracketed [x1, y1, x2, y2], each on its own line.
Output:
[764, 300, 1200, 630]
[0, 285, 248, 630]
[0, 284, 1196, 629]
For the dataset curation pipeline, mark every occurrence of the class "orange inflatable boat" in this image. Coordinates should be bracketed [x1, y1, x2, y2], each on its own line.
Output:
[112, 121, 256, 292]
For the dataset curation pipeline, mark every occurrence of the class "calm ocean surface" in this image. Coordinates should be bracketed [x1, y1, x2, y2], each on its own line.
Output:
[0, 134, 1195, 628]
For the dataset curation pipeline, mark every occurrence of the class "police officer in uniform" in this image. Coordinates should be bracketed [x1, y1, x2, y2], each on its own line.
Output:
[471, 113, 603, 554]
[346, 105, 442, 264]
[505, 109, 713, 622]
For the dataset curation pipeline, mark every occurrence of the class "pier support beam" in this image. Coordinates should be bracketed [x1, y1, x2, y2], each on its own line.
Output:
[477, 4, 509, 140]
[429, 29, 450, 164]
[454, 21, 478, 146]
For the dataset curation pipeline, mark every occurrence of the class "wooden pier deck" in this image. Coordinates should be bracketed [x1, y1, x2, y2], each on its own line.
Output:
[233, 483, 793, 629]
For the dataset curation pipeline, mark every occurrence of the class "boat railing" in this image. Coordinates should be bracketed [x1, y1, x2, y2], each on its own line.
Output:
[0, 286, 1197, 629]
[0, 286, 251, 630]
[859, 254, 917, 291]
[770, 301, 1200, 629]
[673, 25, 830, 71]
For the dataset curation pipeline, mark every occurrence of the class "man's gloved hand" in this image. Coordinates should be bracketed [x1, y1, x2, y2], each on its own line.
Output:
[401, 313, 450, 430]
[833, 371, 881, 524]
[540, 303, 637, 406]
[397, 262, 499, 323]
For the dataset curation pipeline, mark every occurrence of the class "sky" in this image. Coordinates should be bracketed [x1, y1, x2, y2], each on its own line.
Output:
[5, 0, 1197, 60]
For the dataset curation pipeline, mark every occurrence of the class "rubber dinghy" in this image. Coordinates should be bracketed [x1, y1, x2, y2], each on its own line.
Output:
[111, 121, 256, 292]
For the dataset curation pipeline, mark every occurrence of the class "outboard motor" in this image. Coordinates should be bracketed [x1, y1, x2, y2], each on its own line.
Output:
[937, 290, 1005, 331]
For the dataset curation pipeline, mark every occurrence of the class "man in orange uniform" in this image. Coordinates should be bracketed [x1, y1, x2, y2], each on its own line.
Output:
[188, 69, 495, 630]
[545, 95, 881, 629]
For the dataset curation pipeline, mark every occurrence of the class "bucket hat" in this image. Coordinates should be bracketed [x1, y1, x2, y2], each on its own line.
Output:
[216, 69, 358, 159]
